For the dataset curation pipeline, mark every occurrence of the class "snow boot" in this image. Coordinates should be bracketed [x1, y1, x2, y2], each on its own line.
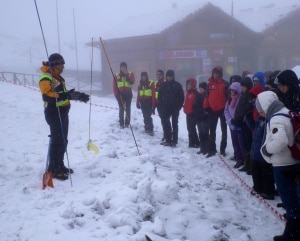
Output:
[273, 218, 300, 241]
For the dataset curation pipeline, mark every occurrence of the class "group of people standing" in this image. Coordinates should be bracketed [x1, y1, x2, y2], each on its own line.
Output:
[113, 62, 184, 146]
[112, 61, 300, 240]
[39, 54, 300, 240]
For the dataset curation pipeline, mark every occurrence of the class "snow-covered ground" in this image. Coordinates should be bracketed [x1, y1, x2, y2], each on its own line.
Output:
[0, 79, 286, 241]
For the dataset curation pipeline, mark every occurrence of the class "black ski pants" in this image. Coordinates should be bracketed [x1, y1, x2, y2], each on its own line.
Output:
[161, 110, 180, 143]
[116, 91, 132, 127]
[45, 106, 69, 173]
[208, 109, 227, 153]
[186, 113, 199, 146]
[141, 100, 153, 132]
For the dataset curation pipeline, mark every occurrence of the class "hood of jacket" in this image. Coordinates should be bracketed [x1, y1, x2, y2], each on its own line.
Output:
[253, 71, 265, 88]
[229, 81, 242, 95]
[186, 77, 197, 90]
[255, 91, 280, 114]
[211, 66, 223, 78]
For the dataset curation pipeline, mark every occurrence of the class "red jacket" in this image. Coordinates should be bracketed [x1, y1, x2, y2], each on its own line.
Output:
[204, 77, 228, 111]
[249, 85, 264, 121]
[184, 78, 198, 115]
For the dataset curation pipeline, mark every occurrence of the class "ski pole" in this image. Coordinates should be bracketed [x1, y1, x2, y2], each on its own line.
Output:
[99, 37, 140, 156]
[87, 37, 99, 154]
[34, 0, 72, 186]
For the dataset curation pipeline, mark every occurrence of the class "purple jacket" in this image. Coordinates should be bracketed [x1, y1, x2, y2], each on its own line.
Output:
[224, 82, 242, 130]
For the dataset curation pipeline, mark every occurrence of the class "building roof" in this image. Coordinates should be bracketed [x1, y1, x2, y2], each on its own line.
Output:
[102, 2, 300, 40]
[235, 3, 300, 32]
[102, 2, 208, 40]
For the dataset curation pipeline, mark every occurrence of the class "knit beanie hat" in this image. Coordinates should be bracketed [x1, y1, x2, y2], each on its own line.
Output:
[43, 53, 65, 67]
[120, 62, 127, 68]
[198, 82, 207, 90]
[274, 69, 298, 87]
[266, 70, 281, 88]
[229, 75, 242, 83]
[240, 76, 253, 90]
[166, 70, 175, 78]
[141, 71, 148, 78]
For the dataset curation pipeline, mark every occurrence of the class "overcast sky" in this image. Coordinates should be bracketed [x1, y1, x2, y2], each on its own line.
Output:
[2, 0, 298, 44]
[1, 0, 299, 71]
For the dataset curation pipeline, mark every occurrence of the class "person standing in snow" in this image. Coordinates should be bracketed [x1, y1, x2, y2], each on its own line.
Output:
[183, 77, 200, 148]
[113, 62, 135, 128]
[158, 70, 184, 147]
[136, 72, 156, 136]
[274, 69, 300, 112]
[154, 69, 165, 141]
[233, 77, 253, 174]
[203, 66, 229, 157]
[39, 53, 90, 180]
[195, 82, 209, 155]
[224, 81, 244, 169]
[257, 91, 300, 241]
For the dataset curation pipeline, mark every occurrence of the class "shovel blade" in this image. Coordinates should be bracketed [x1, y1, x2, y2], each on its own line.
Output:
[42, 172, 54, 189]
[87, 140, 99, 154]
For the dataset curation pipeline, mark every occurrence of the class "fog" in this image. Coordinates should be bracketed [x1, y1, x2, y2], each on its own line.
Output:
[0, 0, 299, 72]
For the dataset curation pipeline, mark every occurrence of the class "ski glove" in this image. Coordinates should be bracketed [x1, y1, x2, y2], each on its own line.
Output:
[78, 92, 90, 103]
[57, 89, 76, 101]
[68, 89, 81, 100]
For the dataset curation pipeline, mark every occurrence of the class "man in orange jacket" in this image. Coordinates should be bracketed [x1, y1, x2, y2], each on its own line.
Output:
[39, 53, 89, 180]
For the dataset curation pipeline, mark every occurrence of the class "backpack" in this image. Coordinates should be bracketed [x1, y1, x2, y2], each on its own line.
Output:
[270, 111, 300, 160]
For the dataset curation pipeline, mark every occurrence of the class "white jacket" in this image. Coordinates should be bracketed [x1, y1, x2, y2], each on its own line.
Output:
[257, 91, 298, 166]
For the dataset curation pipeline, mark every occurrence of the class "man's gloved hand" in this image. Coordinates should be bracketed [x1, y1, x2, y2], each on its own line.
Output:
[78, 92, 90, 103]
[136, 102, 141, 109]
[68, 89, 81, 100]
[152, 108, 155, 115]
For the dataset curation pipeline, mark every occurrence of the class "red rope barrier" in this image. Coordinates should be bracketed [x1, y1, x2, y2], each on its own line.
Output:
[218, 154, 286, 222]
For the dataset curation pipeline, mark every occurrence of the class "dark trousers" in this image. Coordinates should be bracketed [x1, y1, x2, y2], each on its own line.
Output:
[197, 119, 209, 152]
[273, 165, 300, 220]
[251, 160, 275, 195]
[208, 109, 227, 153]
[157, 105, 165, 140]
[230, 128, 246, 163]
[45, 106, 69, 173]
[186, 114, 199, 146]
[162, 110, 180, 143]
[141, 101, 153, 132]
[116, 92, 132, 126]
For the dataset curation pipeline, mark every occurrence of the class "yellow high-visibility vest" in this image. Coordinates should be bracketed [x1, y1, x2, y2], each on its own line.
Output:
[39, 73, 69, 107]
[115, 72, 133, 88]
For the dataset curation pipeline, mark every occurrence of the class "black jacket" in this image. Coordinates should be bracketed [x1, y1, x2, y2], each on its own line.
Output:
[158, 80, 184, 115]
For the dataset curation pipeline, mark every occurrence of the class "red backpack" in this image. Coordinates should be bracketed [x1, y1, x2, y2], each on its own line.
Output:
[269, 111, 300, 160]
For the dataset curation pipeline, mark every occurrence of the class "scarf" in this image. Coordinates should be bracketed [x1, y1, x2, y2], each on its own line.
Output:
[266, 100, 285, 121]
[230, 93, 239, 108]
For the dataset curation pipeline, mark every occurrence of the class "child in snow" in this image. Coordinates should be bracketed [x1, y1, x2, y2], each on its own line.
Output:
[183, 78, 200, 148]
[195, 82, 209, 155]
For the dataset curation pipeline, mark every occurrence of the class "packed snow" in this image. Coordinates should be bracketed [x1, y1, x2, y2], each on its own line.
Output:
[0, 79, 286, 241]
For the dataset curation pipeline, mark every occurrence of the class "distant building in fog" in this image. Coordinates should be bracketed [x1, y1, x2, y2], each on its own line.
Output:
[94, 2, 300, 94]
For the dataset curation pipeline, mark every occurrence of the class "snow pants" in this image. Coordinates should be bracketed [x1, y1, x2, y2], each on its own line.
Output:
[45, 106, 69, 173]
